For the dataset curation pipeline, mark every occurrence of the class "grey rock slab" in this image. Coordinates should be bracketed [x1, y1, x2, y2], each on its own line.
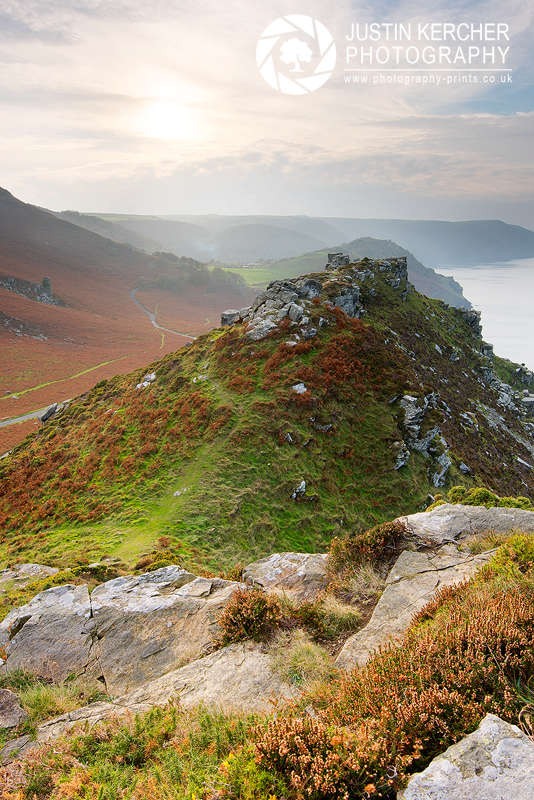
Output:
[0, 689, 28, 727]
[89, 569, 243, 695]
[398, 714, 534, 799]
[0, 585, 94, 682]
[242, 552, 329, 602]
[335, 545, 493, 670]
[1, 643, 299, 762]
[399, 503, 534, 546]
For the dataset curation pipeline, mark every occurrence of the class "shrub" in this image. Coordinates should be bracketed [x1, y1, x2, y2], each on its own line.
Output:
[427, 485, 533, 512]
[216, 586, 282, 645]
[328, 519, 407, 578]
[255, 540, 534, 798]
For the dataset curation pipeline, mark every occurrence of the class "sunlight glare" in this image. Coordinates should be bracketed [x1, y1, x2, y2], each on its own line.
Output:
[142, 101, 195, 139]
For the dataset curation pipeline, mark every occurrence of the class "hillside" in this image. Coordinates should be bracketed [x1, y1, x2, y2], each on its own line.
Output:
[322, 217, 534, 267]
[0, 188, 255, 453]
[52, 210, 163, 253]
[227, 238, 471, 308]
[1, 255, 533, 573]
[139, 213, 534, 267]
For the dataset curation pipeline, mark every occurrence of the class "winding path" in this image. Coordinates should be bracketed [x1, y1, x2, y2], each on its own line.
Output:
[129, 289, 197, 340]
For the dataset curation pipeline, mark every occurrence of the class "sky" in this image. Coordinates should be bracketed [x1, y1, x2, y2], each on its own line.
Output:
[0, 0, 532, 228]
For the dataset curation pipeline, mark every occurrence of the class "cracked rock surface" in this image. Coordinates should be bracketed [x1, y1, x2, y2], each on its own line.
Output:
[1, 641, 299, 764]
[398, 714, 534, 799]
[335, 544, 494, 670]
[0, 566, 243, 695]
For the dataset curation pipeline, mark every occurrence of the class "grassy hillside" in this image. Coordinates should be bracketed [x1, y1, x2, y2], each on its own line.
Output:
[225, 240, 470, 308]
[1, 258, 532, 574]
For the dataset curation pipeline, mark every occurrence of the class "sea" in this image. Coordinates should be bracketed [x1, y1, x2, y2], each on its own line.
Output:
[436, 258, 534, 371]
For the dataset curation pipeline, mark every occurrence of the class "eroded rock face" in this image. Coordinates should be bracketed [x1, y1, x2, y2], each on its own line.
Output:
[400, 503, 534, 546]
[1, 642, 299, 764]
[0, 567, 244, 695]
[335, 545, 494, 670]
[242, 552, 328, 602]
[0, 584, 94, 683]
[398, 714, 534, 799]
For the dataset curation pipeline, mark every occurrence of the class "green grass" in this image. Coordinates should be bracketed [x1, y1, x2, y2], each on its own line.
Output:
[0, 258, 532, 576]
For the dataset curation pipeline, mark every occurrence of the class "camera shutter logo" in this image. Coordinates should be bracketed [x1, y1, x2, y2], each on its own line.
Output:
[256, 15, 336, 95]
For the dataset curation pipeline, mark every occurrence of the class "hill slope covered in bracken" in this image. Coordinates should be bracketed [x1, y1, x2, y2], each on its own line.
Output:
[1, 256, 533, 572]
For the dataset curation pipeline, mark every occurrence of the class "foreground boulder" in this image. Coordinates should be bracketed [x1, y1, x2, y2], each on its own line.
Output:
[0, 567, 243, 694]
[336, 544, 494, 670]
[242, 552, 328, 602]
[1, 641, 299, 764]
[398, 714, 534, 799]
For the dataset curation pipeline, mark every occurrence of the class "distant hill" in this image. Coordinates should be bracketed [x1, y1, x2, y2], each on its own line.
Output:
[321, 218, 534, 267]
[0, 188, 255, 453]
[211, 223, 325, 263]
[97, 215, 214, 261]
[52, 210, 163, 254]
[97, 213, 534, 269]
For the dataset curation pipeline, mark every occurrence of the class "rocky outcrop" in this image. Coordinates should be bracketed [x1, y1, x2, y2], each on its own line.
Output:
[394, 394, 452, 485]
[242, 552, 328, 602]
[0, 275, 62, 306]
[217, 257, 410, 342]
[0, 567, 244, 695]
[400, 503, 534, 546]
[0, 584, 94, 681]
[325, 252, 350, 267]
[1, 642, 299, 764]
[335, 544, 493, 670]
[398, 714, 534, 799]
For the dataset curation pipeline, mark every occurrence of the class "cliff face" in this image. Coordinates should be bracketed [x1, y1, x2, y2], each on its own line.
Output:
[0, 256, 533, 572]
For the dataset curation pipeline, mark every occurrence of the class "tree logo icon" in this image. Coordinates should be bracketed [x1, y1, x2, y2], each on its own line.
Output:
[256, 15, 336, 95]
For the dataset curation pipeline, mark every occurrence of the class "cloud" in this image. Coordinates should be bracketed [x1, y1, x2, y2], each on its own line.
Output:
[0, 0, 531, 226]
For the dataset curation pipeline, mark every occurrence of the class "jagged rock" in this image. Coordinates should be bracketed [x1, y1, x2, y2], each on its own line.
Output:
[0, 567, 244, 695]
[460, 307, 482, 336]
[398, 714, 534, 799]
[245, 317, 277, 341]
[393, 442, 411, 470]
[1, 642, 299, 764]
[400, 503, 534, 546]
[0, 690, 28, 728]
[38, 404, 57, 423]
[330, 287, 361, 317]
[432, 452, 452, 487]
[220, 309, 240, 326]
[325, 252, 350, 268]
[87, 570, 242, 695]
[291, 480, 306, 499]
[335, 545, 494, 670]
[242, 552, 328, 602]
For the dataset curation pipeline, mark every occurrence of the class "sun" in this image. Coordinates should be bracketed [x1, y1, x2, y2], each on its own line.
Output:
[142, 101, 195, 139]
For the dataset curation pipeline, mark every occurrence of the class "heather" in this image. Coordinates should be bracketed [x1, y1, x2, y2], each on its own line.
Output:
[4, 534, 534, 800]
